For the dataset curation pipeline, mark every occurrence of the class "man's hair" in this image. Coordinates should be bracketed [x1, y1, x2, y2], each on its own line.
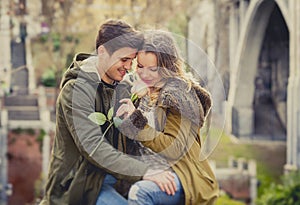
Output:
[95, 19, 144, 55]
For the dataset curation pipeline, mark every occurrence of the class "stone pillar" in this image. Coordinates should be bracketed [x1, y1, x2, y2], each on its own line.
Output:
[294, 75, 300, 168]
[227, 2, 240, 134]
[0, 0, 11, 89]
[295, 0, 300, 169]
[25, 38, 36, 93]
[232, 107, 254, 136]
[42, 135, 50, 179]
[237, 158, 246, 172]
[248, 160, 257, 205]
[229, 2, 239, 71]
[228, 155, 235, 168]
[285, 75, 296, 171]
[0, 110, 8, 205]
[38, 86, 52, 185]
[0, 128, 8, 205]
[38, 86, 51, 124]
[285, 0, 300, 171]
[239, 0, 249, 25]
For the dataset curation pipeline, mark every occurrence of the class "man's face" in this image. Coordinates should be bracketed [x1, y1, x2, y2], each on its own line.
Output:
[100, 47, 137, 84]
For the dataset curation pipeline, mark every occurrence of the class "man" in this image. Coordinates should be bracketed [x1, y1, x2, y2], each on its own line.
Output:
[40, 20, 176, 205]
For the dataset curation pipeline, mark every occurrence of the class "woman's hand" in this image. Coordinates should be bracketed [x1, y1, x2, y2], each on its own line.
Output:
[143, 170, 177, 196]
[116, 98, 136, 119]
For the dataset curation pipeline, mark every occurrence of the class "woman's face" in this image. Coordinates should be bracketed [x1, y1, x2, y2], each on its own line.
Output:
[136, 51, 162, 88]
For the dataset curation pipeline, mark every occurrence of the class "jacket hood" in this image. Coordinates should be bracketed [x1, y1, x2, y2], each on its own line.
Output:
[158, 78, 212, 127]
[60, 53, 101, 88]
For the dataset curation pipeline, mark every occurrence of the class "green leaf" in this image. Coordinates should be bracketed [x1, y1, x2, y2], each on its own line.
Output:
[131, 93, 138, 102]
[88, 112, 107, 125]
[107, 107, 114, 121]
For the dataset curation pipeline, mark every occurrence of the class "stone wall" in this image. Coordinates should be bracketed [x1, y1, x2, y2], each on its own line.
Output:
[214, 157, 257, 204]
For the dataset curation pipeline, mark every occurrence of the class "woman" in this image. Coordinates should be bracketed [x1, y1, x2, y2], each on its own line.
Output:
[116, 30, 219, 205]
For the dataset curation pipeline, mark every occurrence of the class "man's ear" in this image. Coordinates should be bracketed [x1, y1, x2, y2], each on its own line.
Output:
[97, 45, 106, 55]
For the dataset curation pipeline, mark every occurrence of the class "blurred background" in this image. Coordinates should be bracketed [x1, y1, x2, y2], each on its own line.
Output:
[0, 0, 300, 204]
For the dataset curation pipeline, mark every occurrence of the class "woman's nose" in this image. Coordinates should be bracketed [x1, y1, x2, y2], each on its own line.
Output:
[137, 69, 148, 78]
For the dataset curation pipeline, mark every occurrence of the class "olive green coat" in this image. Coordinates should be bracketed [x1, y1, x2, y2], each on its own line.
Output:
[119, 78, 219, 205]
[40, 54, 148, 205]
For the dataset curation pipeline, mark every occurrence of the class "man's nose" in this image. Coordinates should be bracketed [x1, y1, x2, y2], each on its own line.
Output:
[124, 60, 132, 70]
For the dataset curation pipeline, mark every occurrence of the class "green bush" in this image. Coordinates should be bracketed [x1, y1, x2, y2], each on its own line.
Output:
[216, 194, 246, 205]
[11, 127, 23, 134]
[257, 171, 300, 205]
[36, 129, 47, 152]
[41, 69, 56, 87]
[52, 33, 61, 51]
[39, 34, 48, 43]
[25, 128, 35, 135]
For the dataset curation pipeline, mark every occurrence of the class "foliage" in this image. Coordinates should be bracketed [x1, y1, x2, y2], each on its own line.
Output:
[35, 0, 79, 91]
[168, 13, 187, 37]
[256, 171, 300, 205]
[88, 107, 114, 126]
[37, 129, 46, 144]
[11, 127, 23, 134]
[216, 194, 246, 205]
[52, 33, 61, 51]
[39, 34, 48, 43]
[11, 128, 35, 135]
[25, 128, 36, 135]
[41, 69, 56, 87]
[36, 129, 47, 152]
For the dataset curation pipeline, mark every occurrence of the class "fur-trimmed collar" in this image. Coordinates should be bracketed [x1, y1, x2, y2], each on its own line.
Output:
[158, 78, 212, 127]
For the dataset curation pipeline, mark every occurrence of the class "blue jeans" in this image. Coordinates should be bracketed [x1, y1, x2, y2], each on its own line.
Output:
[128, 172, 184, 205]
[96, 174, 128, 205]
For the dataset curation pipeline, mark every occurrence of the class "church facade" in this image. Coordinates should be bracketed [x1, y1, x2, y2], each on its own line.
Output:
[189, 0, 300, 171]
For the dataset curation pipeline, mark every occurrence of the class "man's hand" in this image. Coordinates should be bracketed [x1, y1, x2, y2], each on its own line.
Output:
[143, 170, 177, 196]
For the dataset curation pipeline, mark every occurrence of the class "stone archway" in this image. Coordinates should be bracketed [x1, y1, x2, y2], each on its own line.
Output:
[253, 4, 289, 140]
[229, 0, 290, 138]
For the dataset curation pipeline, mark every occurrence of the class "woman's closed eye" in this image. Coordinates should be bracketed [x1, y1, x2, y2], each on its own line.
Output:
[149, 66, 159, 72]
[137, 64, 159, 72]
